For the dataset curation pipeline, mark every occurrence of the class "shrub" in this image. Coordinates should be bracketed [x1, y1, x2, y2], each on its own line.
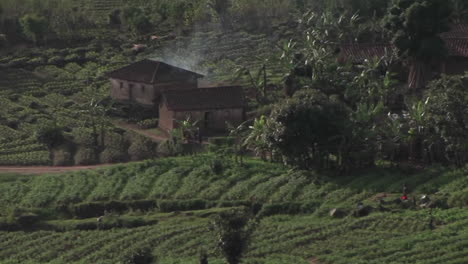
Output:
[63, 100, 75, 108]
[69, 200, 158, 219]
[104, 132, 129, 149]
[30, 90, 47, 97]
[157, 139, 183, 157]
[127, 200, 157, 211]
[74, 147, 98, 165]
[16, 213, 40, 228]
[121, 246, 155, 264]
[72, 127, 96, 147]
[64, 53, 81, 62]
[128, 136, 156, 161]
[29, 101, 45, 109]
[209, 137, 236, 147]
[64, 62, 82, 73]
[48, 55, 64, 65]
[71, 201, 128, 218]
[28, 57, 46, 65]
[211, 159, 224, 174]
[447, 192, 468, 208]
[137, 118, 158, 129]
[35, 123, 64, 148]
[52, 148, 73, 166]
[258, 202, 303, 217]
[99, 147, 128, 163]
[157, 199, 208, 212]
[7, 208, 41, 229]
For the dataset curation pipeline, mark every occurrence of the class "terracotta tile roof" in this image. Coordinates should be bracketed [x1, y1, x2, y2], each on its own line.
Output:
[340, 39, 468, 62]
[162, 86, 244, 111]
[340, 24, 468, 62]
[338, 43, 393, 63]
[440, 24, 468, 39]
[445, 38, 468, 57]
[106, 59, 204, 84]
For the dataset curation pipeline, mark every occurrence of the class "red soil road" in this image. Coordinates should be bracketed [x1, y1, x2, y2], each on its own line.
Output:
[0, 122, 167, 175]
[0, 163, 119, 174]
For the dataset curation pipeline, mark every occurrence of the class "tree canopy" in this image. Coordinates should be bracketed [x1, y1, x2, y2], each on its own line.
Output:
[384, 0, 452, 90]
[20, 14, 48, 45]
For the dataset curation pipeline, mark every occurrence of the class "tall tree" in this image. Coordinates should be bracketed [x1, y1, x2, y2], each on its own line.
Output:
[384, 0, 452, 90]
[19, 14, 48, 45]
[208, 0, 232, 29]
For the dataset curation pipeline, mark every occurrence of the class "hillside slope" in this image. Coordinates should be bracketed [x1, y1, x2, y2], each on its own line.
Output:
[1, 156, 468, 263]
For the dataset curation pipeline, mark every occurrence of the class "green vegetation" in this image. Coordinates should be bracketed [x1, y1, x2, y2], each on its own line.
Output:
[0, 156, 468, 263]
[0, 0, 467, 263]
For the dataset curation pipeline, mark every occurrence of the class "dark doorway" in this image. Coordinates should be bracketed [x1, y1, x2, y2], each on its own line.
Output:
[129, 84, 134, 100]
[204, 112, 210, 129]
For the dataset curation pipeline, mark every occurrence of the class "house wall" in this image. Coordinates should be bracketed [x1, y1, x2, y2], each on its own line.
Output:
[159, 102, 175, 131]
[110, 77, 199, 106]
[110, 78, 156, 105]
[173, 108, 244, 133]
[159, 105, 244, 134]
[442, 56, 468, 75]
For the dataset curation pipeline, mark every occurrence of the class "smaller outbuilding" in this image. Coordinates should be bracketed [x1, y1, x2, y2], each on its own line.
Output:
[159, 86, 245, 135]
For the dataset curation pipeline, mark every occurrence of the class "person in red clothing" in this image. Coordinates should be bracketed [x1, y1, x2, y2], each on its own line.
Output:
[401, 183, 408, 200]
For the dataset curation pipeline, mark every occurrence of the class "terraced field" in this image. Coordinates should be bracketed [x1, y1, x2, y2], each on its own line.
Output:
[152, 29, 291, 86]
[0, 67, 102, 165]
[0, 23, 291, 166]
[1, 156, 467, 263]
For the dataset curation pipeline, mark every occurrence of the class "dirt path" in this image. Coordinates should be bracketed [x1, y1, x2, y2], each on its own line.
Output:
[114, 122, 169, 142]
[0, 163, 120, 174]
[309, 257, 320, 264]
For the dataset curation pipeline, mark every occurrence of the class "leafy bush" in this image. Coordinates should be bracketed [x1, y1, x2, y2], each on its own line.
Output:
[157, 199, 209, 212]
[72, 128, 96, 147]
[16, 213, 40, 228]
[35, 123, 64, 148]
[99, 147, 128, 163]
[258, 202, 305, 217]
[71, 200, 128, 218]
[209, 137, 236, 147]
[137, 118, 158, 129]
[69, 200, 158, 218]
[47, 55, 64, 65]
[104, 132, 129, 149]
[157, 139, 183, 157]
[74, 147, 98, 165]
[447, 192, 468, 208]
[64, 53, 81, 62]
[128, 136, 157, 161]
[52, 147, 73, 166]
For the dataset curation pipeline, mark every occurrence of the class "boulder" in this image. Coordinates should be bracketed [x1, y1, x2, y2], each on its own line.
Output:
[329, 208, 346, 218]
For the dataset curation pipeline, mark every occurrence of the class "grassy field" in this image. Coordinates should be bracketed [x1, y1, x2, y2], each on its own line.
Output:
[1, 155, 468, 263]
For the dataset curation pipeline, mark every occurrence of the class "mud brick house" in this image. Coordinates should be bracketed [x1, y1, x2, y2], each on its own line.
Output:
[159, 86, 245, 134]
[107, 60, 245, 135]
[107, 59, 203, 106]
[338, 24, 468, 76]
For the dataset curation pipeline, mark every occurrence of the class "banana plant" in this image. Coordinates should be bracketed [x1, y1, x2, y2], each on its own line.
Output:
[243, 116, 270, 160]
[175, 116, 200, 142]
